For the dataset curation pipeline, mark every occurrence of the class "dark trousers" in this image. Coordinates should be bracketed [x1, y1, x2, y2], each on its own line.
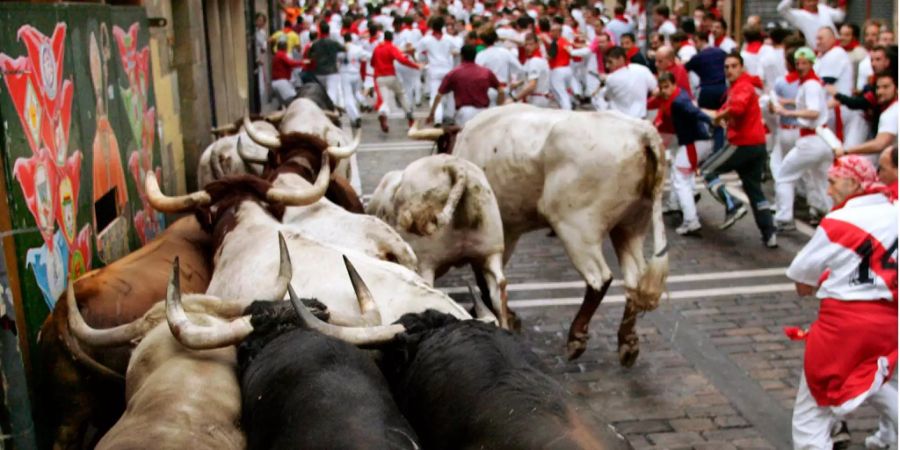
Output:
[698, 83, 727, 152]
[700, 143, 776, 238]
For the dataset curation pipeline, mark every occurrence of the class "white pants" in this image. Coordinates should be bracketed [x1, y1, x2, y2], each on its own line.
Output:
[455, 106, 484, 127]
[841, 107, 869, 148]
[396, 64, 421, 108]
[771, 127, 800, 179]
[570, 60, 587, 97]
[550, 66, 574, 110]
[376, 75, 412, 116]
[340, 72, 362, 121]
[775, 135, 833, 222]
[427, 70, 454, 123]
[671, 140, 713, 224]
[316, 73, 342, 107]
[792, 372, 898, 449]
[585, 71, 601, 110]
[271, 79, 297, 106]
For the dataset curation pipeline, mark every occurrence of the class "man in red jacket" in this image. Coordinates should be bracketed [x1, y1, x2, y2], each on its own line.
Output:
[701, 53, 778, 248]
[371, 30, 423, 132]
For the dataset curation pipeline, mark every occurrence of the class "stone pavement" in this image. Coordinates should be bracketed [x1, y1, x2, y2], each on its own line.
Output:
[349, 110, 889, 450]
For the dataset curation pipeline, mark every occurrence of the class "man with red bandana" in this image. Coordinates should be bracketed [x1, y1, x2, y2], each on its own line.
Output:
[839, 23, 868, 88]
[772, 47, 833, 231]
[786, 154, 897, 450]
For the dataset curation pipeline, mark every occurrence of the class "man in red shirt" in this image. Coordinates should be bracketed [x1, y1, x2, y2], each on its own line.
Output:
[270, 38, 305, 106]
[371, 30, 423, 132]
[701, 53, 778, 247]
[427, 44, 502, 127]
[542, 24, 575, 110]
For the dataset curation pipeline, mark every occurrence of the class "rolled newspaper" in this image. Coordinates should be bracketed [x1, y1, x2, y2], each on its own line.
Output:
[816, 125, 842, 152]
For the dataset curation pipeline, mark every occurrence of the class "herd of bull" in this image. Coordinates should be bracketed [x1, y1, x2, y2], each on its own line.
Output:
[40, 83, 671, 449]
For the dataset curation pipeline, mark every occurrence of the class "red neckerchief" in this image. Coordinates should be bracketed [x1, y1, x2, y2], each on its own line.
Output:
[714, 34, 725, 47]
[841, 39, 860, 51]
[745, 41, 763, 54]
[678, 40, 691, 50]
[625, 46, 639, 60]
[802, 4, 817, 12]
[799, 69, 822, 84]
[654, 86, 681, 129]
[880, 98, 898, 113]
[614, 14, 628, 22]
[784, 71, 800, 83]
[400, 24, 411, 31]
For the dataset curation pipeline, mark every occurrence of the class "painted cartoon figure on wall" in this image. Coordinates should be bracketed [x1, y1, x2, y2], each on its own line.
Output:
[113, 23, 164, 244]
[90, 24, 131, 263]
[0, 23, 91, 309]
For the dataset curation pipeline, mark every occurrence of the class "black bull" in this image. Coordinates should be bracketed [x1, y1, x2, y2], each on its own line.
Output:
[378, 311, 633, 450]
[236, 300, 419, 450]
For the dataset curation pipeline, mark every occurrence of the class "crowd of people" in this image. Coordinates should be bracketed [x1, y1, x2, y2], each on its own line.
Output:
[252, 2, 898, 448]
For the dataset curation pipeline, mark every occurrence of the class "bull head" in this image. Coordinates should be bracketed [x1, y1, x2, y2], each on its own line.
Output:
[242, 116, 361, 160]
[144, 156, 330, 213]
[165, 232, 293, 349]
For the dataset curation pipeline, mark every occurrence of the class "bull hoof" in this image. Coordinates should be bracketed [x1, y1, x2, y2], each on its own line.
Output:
[618, 344, 640, 368]
[566, 333, 589, 360]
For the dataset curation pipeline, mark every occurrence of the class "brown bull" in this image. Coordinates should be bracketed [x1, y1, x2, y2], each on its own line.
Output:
[38, 216, 213, 449]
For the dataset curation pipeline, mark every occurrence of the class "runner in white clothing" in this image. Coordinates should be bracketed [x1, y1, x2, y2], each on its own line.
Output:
[772, 47, 833, 230]
[816, 27, 868, 147]
[601, 46, 657, 118]
[475, 30, 523, 105]
[394, 17, 423, 108]
[776, 0, 845, 48]
[338, 34, 371, 129]
[416, 17, 460, 123]
[511, 33, 552, 107]
[837, 73, 899, 164]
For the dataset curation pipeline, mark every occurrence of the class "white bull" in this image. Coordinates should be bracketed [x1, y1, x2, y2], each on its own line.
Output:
[197, 120, 277, 187]
[145, 173, 470, 328]
[366, 154, 510, 328]
[241, 118, 417, 270]
[65, 241, 294, 449]
[276, 97, 362, 194]
[413, 104, 669, 365]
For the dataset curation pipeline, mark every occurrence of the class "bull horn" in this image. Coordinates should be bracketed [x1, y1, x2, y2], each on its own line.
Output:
[237, 136, 268, 165]
[67, 283, 145, 347]
[243, 115, 281, 149]
[272, 232, 293, 300]
[266, 153, 330, 205]
[211, 122, 239, 136]
[289, 285, 405, 345]
[468, 283, 498, 325]
[325, 130, 361, 159]
[166, 257, 254, 349]
[342, 255, 380, 325]
[144, 171, 211, 213]
[407, 121, 445, 141]
[265, 109, 286, 123]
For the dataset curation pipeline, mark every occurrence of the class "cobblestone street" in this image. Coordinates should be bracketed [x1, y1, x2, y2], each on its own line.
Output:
[353, 111, 888, 450]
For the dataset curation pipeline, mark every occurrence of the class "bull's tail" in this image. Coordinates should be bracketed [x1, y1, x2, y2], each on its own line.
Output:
[634, 127, 669, 312]
[398, 163, 468, 236]
[433, 163, 468, 231]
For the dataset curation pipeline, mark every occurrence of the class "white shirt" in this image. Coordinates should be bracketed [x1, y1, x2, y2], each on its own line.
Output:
[814, 45, 853, 96]
[709, 35, 737, 54]
[657, 21, 677, 43]
[523, 56, 551, 96]
[677, 43, 697, 63]
[877, 101, 898, 136]
[339, 42, 370, 75]
[416, 34, 460, 77]
[787, 192, 897, 302]
[857, 54, 874, 92]
[475, 44, 522, 84]
[760, 46, 787, 91]
[604, 63, 656, 118]
[496, 27, 525, 51]
[741, 46, 764, 78]
[606, 18, 633, 45]
[776, 0, 845, 48]
[795, 78, 828, 129]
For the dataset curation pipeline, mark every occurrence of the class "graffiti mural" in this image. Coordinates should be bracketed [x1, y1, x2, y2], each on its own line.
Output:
[114, 23, 164, 245]
[0, 5, 166, 354]
[0, 24, 90, 309]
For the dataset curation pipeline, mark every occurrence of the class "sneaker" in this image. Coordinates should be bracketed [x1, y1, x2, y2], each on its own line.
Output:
[832, 421, 850, 450]
[694, 192, 702, 204]
[864, 434, 890, 449]
[351, 118, 362, 129]
[718, 203, 748, 230]
[676, 221, 702, 235]
[776, 220, 796, 232]
[764, 232, 778, 248]
[379, 115, 389, 133]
